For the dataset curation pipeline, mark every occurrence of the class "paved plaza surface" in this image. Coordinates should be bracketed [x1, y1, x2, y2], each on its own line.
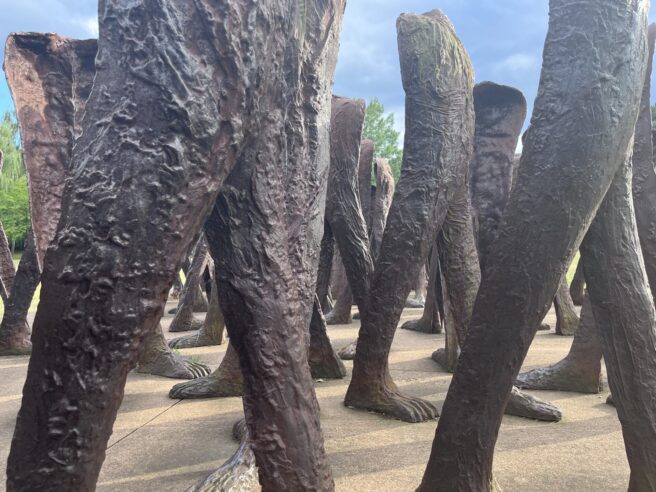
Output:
[0, 305, 626, 491]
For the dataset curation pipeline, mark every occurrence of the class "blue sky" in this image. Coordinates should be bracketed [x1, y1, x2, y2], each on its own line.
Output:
[1, 1, 656, 142]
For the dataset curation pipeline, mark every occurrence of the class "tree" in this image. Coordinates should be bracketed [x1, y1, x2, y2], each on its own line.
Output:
[363, 98, 403, 181]
[0, 112, 29, 250]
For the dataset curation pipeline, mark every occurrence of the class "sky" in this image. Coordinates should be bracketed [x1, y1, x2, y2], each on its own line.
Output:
[1, 1, 656, 143]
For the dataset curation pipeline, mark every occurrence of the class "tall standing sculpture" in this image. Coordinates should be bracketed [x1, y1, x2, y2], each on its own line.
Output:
[517, 22, 656, 397]
[7, 0, 344, 488]
[418, 0, 649, 489]
[344, 10, 474, 423]
[4, 34, 210, 378]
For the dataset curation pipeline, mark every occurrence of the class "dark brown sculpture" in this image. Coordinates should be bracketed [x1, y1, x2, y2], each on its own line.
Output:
[7, 0, 335, 486]
[345, 10, 474, 423]
[309, 296, 347, 379]
[326, 97, 373, 317]
[136, 324, 210, 379]
[431, 80, 560, 421]
[189, 419, 258, 491]
[418, 0, 648, 488]
[169, 268, 225, 349]
[517, 22, 656, 397]
[197, 1, 346, 488]
[169, 342, 244, 399]
[402, 247, 443, 334]
[569, 260, 585, 305]
[1, 33, 96, 356]
[168, 237, 208, 332]
[516, 295, 602, 393]
[326, 139, 376, 324]
[337, 157, 396, 360]
[4, 34, 210, 376]
[553, 276, 579, 336]
[631, 23, 656, 292]
[325, 253, 352, 324]
[469, 81, 526, 264]
[0, 231, 39, 355]
[369, 158, 396, 259]
[580, 156, 656, 489]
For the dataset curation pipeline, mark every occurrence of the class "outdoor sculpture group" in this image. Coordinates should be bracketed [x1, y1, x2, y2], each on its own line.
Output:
[0, 0, 655, 491]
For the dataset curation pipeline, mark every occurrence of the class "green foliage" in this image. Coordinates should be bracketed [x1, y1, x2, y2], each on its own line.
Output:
[0, 176, 30, 249]
[0, 112, 24, 188]
[363, 98, 403, 182]
[0, 112, 30, 249]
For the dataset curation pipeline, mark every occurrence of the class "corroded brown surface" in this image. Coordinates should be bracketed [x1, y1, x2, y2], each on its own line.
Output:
[327, 137, 376, 324]
[569, 261, 585, 306]
[309, 296, 347, 379]
[369, 158, 395, 259]
[136, 323, 210, 379]
[190, 420, 259, 492]
[578, 23, 656, 488]
[632, 23, 656, 291]
[359, 139, 375, 229]
[326, 96, 373, 312]
[554, 275, 579, 336]
[0, 231, 39, 355]
[419, 1, 649, 489]
[1, 35, 95, 357]
[169, 342, 244, 400]
[517, 23, 656, 398]
[169, 269, 225, 349]
[516, 295, 603, 393]
[345, 10, 473, 423]
[438, 170, 480, 349]
[4, 34, 93, 268]
[169, 237, 208, 333]
[470, 82, 527, 266]
[202, 1, 346, 489]
[581, 157, 656, 489]
[402, 249, 442, 334]
[7, 0, 314, 488]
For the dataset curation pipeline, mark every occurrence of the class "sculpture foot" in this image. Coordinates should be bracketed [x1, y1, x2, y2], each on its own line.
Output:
[353, 311, 360, 320]
[0, 337, 32, 356]
[169, 317, 204, 333]
[337, 341, 357, 360]
[344, 381, 438, 423]
[188, 420, 259, 492]
[606, 394, 615, 406]
[169, 331, 222, 349]
[136, 351, 211, 379]
[505, 386, 562, 422]
[310, 347, 347, 379]
[516, 359, 602, 394]
[168, 307, 178, 315]
[402, 318, 437, 334]
[431, 348, 456, 373]
[169, 370, 243, 399]
[537, 323, 551, 331]
[405, 297, 425, 309]
[325, 310, 352, 325]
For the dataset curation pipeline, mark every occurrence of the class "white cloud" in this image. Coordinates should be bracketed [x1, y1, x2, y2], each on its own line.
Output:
[77, 16, 99, 38]
[496, 53, 538, 73]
